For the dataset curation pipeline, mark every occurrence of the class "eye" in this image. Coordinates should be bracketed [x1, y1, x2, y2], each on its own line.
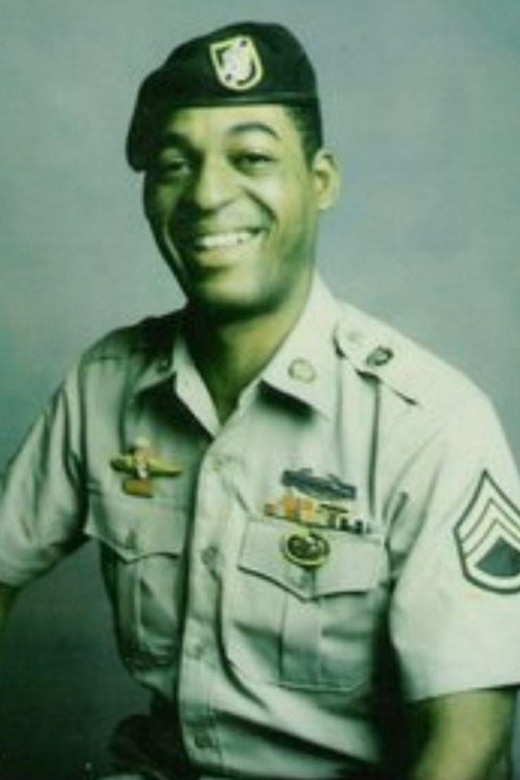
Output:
[151, 153, 194, 182]
[233, 150, 277, 173]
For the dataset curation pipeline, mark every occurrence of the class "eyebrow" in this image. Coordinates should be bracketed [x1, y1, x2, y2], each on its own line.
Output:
[226, 122, 281, 141]
[159, 121, 281, 150]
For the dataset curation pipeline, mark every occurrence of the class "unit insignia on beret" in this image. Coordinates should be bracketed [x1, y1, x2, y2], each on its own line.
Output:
[454, 471, 520, 593]
[210, 35, 264, 92]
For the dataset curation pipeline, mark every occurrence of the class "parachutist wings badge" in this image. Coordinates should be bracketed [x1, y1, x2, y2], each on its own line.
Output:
[454, 471, 520, 593]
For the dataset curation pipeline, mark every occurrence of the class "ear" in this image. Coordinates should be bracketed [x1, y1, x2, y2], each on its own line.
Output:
[312, 149, 341, 211]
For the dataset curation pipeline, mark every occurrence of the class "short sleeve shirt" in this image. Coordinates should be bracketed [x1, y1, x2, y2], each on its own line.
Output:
[1, 276, 520, 778]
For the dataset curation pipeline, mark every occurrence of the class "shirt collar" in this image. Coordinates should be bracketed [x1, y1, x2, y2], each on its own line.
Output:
[133, 275, 342, 422]
[260, 275, 342, 418]
[131, 313, 178, 396]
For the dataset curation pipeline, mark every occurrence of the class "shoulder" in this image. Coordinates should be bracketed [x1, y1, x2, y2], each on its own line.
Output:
[60, 311, 182, 401]
[80, 310, 180, 367]
[333, 300, 487, 413]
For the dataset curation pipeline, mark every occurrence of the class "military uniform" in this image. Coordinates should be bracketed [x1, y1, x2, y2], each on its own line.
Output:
[2, 277, 520, 779]
[2, 19, 520, 780]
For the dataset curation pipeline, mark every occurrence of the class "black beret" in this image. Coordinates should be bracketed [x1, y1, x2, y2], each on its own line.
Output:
[126, 21, 320, 171]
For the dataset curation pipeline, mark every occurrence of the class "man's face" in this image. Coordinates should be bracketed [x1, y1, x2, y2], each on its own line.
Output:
[143, 104, 337, 321]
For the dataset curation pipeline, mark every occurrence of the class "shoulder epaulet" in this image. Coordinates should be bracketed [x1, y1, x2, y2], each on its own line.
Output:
[334, 303, 480, 408]
[81, 311, 180, 365]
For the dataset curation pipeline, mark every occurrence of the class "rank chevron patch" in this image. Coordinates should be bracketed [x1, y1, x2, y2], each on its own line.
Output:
[454, 471, 520, 593]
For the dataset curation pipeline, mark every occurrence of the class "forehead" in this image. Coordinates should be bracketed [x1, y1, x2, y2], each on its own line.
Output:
[157, 103, 300, 148]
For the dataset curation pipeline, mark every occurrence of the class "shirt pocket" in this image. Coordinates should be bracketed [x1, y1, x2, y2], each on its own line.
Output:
[223, 519, 386, 692]
[84, 491, 187, 674]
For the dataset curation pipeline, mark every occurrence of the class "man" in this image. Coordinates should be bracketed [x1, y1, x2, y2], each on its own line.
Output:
[1, 20, 520, 780]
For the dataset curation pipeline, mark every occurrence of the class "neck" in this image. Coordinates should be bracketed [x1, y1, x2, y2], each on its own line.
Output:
[185, 283, 313, 422]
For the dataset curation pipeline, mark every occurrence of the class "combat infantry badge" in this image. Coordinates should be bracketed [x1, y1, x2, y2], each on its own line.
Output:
[454, 471, 520, 593]
[210, 36, 263, 91]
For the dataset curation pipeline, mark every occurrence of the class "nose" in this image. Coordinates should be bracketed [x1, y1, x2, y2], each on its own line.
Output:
[187, 155, 237, 212]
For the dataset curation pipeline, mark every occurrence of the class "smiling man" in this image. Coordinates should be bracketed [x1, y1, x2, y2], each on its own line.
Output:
[1, 21, 520, 780]
[140, 98, 336, 422]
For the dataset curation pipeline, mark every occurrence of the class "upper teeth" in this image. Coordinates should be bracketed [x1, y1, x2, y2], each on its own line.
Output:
[195, 230, 256, 250]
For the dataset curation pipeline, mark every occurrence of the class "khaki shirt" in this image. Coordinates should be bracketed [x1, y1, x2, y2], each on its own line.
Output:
[2, 276, 520, 778]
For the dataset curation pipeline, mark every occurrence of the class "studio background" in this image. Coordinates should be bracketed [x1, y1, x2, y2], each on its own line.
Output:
[0, 1, 519, 778]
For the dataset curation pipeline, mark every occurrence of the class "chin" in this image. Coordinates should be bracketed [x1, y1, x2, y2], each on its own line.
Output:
[185, 280, 274, 321]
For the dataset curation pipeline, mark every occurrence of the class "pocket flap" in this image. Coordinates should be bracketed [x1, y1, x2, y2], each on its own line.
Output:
[85, 491, 186, 562]
[239, 521, 383, 599]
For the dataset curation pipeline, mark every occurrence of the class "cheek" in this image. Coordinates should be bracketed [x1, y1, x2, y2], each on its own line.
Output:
[143, 186, 160, 224]
[273, 181, 317, 240]
[142, 189, 181, 263]
[143, 182, 177, 224]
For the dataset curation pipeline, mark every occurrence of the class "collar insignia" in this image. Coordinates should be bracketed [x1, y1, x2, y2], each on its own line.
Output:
[210, 35, 263, 92]
[454, 471, 520, 593]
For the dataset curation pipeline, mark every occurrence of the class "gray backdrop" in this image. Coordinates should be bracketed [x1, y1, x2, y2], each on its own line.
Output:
[0, 1, 519, 778]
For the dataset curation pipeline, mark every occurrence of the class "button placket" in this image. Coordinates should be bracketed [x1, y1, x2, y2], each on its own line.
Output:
[177, 442, 232, 769]
[187, 639, 205, 660]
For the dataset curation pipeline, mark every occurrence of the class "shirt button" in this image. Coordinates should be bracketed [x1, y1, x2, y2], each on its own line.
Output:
[200, 545, 218, 568]
[288, 358, 316, 383]
[187, 640, 205, 660]
[193, 727, 215, 749]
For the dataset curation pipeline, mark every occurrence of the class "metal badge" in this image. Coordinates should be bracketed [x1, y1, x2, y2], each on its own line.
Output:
[210, 36, 263, 91]
[282, 529, 330, 569]
[111, 438, 182, 498]
[365, 345, 394, 368]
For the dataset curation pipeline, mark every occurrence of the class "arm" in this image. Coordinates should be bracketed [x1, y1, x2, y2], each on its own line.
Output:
[407, 689, 515, 780]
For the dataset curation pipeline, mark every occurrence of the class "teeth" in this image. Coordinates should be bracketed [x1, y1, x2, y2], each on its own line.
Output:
[195, 230, 257, 250]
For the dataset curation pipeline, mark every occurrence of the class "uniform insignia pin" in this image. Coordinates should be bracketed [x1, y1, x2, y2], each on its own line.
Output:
[282, 529, 330, 569]
[210, 35, 263, 91]
[365, 345, 394, 368]
[264, 468, 367, 535]
[110, 438, 182, 498]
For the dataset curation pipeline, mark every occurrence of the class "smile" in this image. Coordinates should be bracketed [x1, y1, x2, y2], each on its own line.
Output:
[190, 229, 262, 251]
